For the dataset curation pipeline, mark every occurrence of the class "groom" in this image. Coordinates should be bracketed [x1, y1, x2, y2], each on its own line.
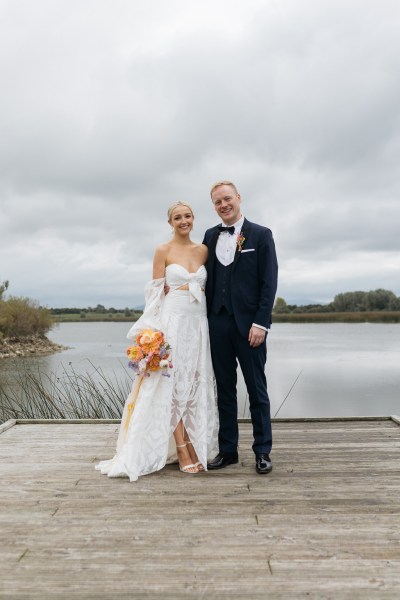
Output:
[203, 181, 278, 474]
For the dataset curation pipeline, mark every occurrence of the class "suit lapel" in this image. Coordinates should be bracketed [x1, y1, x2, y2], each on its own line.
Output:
[205, 229, 219, 308]
[207, 228, 219, 273]
[232, 219, 251, 270]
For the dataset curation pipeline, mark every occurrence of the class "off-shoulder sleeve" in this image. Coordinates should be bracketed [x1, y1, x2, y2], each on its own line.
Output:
[126, 278, 165, 340]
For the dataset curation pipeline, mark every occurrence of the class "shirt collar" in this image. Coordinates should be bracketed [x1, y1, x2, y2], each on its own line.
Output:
[220, 215, 244, 233]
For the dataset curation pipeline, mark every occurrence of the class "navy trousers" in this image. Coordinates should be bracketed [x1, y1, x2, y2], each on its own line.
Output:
[208, 308, 272, 456]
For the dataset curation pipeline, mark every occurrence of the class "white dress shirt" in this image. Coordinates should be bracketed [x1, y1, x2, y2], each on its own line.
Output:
[215, 215, 244, 266]
[216, 215, 267, 333]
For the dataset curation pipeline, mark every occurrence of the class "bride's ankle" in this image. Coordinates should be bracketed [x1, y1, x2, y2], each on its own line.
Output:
[176, 443, 190, 458]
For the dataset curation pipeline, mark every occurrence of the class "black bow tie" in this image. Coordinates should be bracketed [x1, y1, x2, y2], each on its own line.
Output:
[217, 225, 235, 235]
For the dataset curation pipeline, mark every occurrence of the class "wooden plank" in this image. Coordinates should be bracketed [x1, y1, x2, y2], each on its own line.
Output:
[271, 416, 393, 423]
[1, 419, 400, 598]
[13, 415, 397, 425]
[15, 418, 120, 424]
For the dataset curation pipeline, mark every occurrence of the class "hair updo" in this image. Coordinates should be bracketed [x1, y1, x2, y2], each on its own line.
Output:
[167, 201, 194, 222]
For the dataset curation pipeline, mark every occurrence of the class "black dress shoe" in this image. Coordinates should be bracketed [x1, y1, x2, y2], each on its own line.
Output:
[256, 454, 272, 474]
[207, 452, 239, 470]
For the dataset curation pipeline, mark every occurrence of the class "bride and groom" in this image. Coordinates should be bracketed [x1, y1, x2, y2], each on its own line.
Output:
[96, 181, 278, 481]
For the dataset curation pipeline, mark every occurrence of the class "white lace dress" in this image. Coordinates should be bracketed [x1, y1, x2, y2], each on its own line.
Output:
[95, 264, 218, 482]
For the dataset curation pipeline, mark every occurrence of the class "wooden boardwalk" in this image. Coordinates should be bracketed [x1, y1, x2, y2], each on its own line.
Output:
[1, 417, 400, 599]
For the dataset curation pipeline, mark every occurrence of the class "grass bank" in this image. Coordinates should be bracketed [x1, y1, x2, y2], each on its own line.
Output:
[55, 311, 400, 324]
[273, 311, 400, 323]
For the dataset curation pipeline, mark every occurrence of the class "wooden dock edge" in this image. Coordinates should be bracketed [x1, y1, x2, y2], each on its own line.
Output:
[0, 419, 17, 434]
[1, 415, 399, 435]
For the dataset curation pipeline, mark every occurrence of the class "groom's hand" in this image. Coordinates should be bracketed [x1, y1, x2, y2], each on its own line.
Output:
[248, 325, 266, 347]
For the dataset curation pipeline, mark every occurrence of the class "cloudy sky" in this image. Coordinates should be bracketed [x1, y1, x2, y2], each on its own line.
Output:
[1, 0, 399, 308]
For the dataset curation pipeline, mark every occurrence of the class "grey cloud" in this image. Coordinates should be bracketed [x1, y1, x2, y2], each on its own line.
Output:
[1, 0, 400, 307]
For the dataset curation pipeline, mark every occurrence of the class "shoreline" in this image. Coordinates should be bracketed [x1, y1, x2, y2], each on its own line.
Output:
[52, 310, 400, 324]
[0, 335, 67, 359]
[273, 310, 400, 323]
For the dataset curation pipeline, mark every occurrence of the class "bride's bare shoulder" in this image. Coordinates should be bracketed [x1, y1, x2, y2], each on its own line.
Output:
[194, 242, 208, 262]
[153, 243, 171, 258]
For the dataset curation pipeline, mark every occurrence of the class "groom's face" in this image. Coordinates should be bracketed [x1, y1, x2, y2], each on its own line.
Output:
[211, 184, 241, 226]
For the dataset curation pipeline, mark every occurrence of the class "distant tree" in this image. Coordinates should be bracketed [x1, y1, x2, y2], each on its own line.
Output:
[363, 289, 400, 311]
[333, 291, 366, 312]
[273, 297, 290, 314]
[51, 307, 81, 315]
[287, 304, 298, 312]
[333, 289, 400, 312]
[300, 303, 334, 313]
[0, 280, 9, 301]
[80, 311, 86, 319]
[0, 296, 53, 337]
[95, 304, 106, 313]
[124, 307, 132, 317]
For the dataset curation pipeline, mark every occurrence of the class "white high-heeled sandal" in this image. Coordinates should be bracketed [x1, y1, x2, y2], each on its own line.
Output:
[176, 444, 199, 473]
[185, 440, 205, 472]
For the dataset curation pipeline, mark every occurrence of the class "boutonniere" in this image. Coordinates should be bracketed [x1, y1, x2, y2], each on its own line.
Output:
[236, 231, 245, 252]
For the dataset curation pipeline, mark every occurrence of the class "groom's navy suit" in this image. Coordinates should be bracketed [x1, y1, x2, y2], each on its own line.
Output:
[203, 218, 278, 456]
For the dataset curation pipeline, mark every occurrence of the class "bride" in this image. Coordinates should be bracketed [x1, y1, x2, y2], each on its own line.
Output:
[96, 201, 218, 481]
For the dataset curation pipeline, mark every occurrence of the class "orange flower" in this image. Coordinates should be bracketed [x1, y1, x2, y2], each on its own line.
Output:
[147, 354, 161, 371]
[136, 329, 151, 345]
[126, 346, 144, 361]
[139, 330, 164, 353]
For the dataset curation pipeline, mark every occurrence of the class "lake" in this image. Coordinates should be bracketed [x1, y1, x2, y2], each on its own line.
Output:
[0, 322, 399, 419]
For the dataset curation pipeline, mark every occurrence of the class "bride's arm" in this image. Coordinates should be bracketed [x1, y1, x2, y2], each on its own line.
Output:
[153, 245, 167, 279]
[127, 277, 166, 340]
[153, 244, 171, 294]
[126, 247, 168, 340]
[199, 243, 208, 265]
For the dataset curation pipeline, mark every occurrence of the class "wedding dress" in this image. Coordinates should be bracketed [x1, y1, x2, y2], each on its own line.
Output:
[95, 264, 218, 482]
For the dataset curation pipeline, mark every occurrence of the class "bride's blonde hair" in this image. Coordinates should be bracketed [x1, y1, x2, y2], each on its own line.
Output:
[167, 201, 194, 222]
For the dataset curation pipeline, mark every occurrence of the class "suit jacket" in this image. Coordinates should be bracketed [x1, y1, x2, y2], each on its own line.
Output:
[202, 218, 278, 338]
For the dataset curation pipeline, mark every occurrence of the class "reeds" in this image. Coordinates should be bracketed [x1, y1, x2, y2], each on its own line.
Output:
[0, 361, 132, 423]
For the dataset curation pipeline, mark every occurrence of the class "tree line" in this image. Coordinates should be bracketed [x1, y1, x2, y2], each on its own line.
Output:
[274, 288, 400, 314]
[2, 278, 399, 338]
[50, 304, 142, 317]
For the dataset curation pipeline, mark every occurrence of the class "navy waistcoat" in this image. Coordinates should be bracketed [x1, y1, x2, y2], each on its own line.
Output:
[211, 258, 233, 315]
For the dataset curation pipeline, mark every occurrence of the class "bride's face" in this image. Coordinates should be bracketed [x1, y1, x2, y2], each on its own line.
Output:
[169, 205, 194, 235]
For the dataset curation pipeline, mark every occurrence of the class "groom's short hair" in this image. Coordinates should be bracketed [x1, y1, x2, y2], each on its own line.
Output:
[210, 180, 238, 198]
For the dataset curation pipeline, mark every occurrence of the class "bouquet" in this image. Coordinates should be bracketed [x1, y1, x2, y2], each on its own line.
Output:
[126, 329, 173, 378]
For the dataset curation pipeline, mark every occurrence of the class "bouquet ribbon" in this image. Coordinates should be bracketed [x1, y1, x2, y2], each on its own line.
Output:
[124, 375, 144, 432]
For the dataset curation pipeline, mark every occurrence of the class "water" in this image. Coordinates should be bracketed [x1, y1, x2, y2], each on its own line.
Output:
[265, 323, 400, 418]
[1, 322, 399, 418]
